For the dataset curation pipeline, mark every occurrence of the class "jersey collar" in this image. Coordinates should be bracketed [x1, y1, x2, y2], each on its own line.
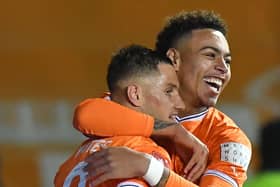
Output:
[175, 109, 209, 123]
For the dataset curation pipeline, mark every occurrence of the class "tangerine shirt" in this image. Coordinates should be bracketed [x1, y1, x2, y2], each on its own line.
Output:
[55, 136, 172, 187]
[73, 98, 252, 187]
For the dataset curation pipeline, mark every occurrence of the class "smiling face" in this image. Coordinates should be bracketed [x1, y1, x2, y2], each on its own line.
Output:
[108, 45, 185, 122]
[175, 29, 231, 113]
[139, 63, 185, 122]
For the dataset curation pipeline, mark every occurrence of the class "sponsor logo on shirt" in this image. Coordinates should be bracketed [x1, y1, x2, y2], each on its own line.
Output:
[220, 142, 251, 170]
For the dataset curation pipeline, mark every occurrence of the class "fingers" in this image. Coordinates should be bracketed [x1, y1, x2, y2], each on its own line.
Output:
[184, 162, 205, 182]
[183, 154, 200, 181]
[87, 164, 113, 186]
[83, 146, 153, 187]
[84, 149, 110, 179]
[86, 148, 108, 162]
[89, 172, 115, 187]
[189, 165, 205, 182]
[85, 149, 118, 186]
[85, 159, 110, 178]
[183, 157, 196, 176]
[184, 145, 208, 182]
[84, 146, 147, 186]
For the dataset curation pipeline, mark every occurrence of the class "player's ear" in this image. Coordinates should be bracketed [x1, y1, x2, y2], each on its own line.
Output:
[126, 84, 143, 107]
[166, 48, 181, 72]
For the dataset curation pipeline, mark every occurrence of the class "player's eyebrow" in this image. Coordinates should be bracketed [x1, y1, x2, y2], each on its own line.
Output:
[166, 83, 179, 89]
[199, 46, 231, 57]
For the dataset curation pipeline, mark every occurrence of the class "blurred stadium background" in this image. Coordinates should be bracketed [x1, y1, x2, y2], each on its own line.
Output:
[0, 0, 279, 186]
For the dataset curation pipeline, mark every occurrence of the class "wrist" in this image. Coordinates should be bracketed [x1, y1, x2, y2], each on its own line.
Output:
[155, 167, 170, 187]
[138, 153, 151, 176]
[142, 154, 165, 186]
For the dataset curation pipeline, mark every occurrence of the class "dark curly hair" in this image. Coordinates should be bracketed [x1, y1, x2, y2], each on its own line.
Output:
[155, 10, 227, 55]
[107, 44, 172, 92]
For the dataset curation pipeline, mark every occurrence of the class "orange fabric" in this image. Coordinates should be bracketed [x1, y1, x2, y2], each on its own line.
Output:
[166, 171, 199, 187]
[74, 98, 252, 187]
[165, 170, 237, 187]
[199, 175, 237, 187]
[54, 136, 171, 187]
[179, 108, 251, 187]
[160, 108, 251, 187]
[159, 108, 251, 187]
[73, 98, 154, 137]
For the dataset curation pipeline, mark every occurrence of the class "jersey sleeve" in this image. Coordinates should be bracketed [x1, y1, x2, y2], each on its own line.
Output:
[116, 179, 149, 187]
[166, 164, 238, 187]
[73, 98, 154, 137]
[199, 174, 236, 187]
[202, 121, 252, 187]
[117, 169, 200, 187]
[165, 170, 199, 187]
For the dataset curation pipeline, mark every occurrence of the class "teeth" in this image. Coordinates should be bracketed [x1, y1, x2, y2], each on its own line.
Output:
[203, 77, 222, 87]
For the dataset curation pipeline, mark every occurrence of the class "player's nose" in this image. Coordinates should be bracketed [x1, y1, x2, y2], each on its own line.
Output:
[174, 93, 185, 111]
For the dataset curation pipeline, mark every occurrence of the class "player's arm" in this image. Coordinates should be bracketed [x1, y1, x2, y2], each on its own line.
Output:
[151, 123, 209, 181]
[74, 98, 184, 137]
[85, 146, 199, 187]
[74, 98, 201, 140]
[198, 125, 252, 187]
[73, 98, 154, 137]
[85, 143, 250, 187]
[75, 98, 208, 181]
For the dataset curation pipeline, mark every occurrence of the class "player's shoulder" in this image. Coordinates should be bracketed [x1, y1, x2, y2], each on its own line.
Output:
[74, 98, 112, 112]
[207, 108, 251, 146]
[208, 107, 235, 124]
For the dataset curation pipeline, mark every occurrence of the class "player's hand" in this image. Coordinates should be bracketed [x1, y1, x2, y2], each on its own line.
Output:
[173, 124, 209, 182]
[84, 146, 150, 186]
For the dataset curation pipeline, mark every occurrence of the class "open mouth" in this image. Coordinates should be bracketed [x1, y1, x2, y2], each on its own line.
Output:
[203, 77, 222, 92]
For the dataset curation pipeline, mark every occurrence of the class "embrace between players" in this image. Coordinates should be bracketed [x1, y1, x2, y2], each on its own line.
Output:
[55, 10, 252, 187]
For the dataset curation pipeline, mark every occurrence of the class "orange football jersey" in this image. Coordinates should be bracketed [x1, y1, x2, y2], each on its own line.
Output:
[54, 136, 171, 187]
[173, 108, 251, 187]
[74, 98, 252, 187]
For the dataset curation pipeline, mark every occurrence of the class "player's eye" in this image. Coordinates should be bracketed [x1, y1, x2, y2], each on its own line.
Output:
[225, 57, 232, 65]
[165, 88, 174, 95]
[205, 52, 216, 59]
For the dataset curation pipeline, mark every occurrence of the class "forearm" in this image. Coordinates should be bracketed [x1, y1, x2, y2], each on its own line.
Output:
[143, 154, 198, 187]
[152, 123, 206, 152]
[74, 98, 181, 138]
[151, 120, 178, 137]
[172, 124, 203, 148]
[74, 98, 154, 137]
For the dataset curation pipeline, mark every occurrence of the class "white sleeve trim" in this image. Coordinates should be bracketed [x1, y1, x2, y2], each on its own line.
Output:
[204, 169, 238, 187]
[117, 181, 144, 187]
